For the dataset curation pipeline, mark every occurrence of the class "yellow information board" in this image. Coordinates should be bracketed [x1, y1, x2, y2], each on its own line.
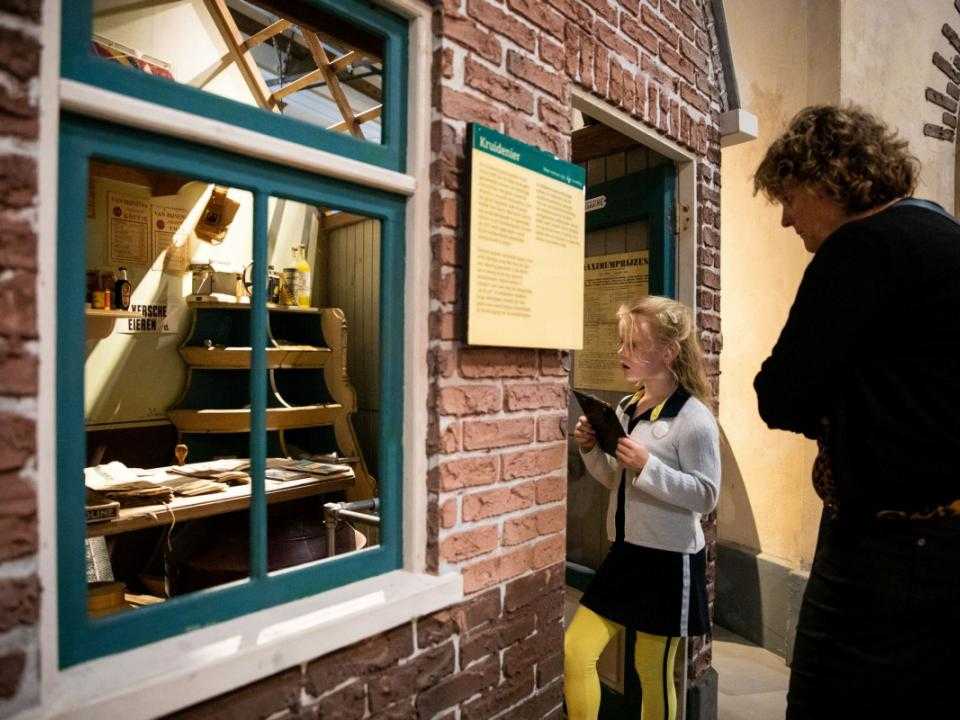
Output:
[573, 251, 649, 392]
[467, 124, 585, 349]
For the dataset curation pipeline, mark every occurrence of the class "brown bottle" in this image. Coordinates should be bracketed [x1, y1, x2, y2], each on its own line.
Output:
[114, 267, 132, 310]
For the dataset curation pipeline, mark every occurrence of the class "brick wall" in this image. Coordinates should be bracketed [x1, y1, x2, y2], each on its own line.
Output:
[2, 0, 726, 717]
[178, 0, 724, 717]
[429, 0, 724, 697]
[0, 0, 42, 717]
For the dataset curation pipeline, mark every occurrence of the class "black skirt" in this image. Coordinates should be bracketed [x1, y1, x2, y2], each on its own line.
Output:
[580, 540, 710, 637]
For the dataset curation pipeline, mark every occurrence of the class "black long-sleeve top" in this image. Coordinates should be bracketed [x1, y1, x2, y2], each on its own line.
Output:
[754, 201, 960, 515]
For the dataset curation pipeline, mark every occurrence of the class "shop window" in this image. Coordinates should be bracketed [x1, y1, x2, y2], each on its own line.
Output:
[64, 0, 407, 170]
[60, 113, 405, 667]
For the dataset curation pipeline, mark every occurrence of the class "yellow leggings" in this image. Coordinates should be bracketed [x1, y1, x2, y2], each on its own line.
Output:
[564, 605, 680, 720]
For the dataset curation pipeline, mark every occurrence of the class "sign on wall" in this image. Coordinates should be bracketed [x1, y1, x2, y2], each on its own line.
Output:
[573, 250, 649, 391]
[466, 124, 586, 349]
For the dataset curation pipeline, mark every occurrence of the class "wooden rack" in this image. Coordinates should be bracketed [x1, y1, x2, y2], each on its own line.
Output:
[167, 301, 375, 500]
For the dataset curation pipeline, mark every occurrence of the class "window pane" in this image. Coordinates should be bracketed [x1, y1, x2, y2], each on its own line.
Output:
[263, 198, 382, 569]
[91, 0, 386, 144]
[84, 160, 258, 617]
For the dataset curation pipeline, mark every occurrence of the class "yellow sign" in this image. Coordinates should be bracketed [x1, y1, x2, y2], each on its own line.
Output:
[467, 125, 585, 349]
[574, 250, 649, 391]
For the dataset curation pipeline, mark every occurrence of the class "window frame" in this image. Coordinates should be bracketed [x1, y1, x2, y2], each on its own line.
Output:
[62, 0, 409, 172]
[36, 0, 456, 713]
[57, 112, 407, 667]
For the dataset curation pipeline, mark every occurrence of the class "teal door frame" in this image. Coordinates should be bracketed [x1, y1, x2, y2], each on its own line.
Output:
[585, 164, 677, 298]
[569, 161, 678, 719]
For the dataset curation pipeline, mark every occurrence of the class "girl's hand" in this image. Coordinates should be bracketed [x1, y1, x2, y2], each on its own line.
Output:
[574, 415, 597, 451]
[616, 437, 650, 472]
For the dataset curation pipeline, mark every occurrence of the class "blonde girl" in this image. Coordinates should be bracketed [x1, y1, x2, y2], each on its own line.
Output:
[564, 296, 721, 720]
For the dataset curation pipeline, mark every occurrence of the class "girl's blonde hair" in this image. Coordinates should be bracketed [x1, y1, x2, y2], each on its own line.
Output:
[617, 296, 713, 405]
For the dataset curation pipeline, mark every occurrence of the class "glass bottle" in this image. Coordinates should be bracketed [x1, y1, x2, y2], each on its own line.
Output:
[114, 267, 132, 310]
[294, 245, 311, 307]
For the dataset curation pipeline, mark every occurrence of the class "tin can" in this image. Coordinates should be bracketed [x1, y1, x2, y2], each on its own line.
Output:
[103, 288, 113, 310]
[91, 291, 105, 309]
[281, 268, 298, 306]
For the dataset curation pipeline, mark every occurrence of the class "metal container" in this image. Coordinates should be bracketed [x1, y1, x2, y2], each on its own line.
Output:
[189, 263, 214, 297]
[281, 268, 298, 305]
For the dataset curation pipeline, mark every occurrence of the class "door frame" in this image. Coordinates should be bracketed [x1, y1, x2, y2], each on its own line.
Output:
[571, 88, 699, 324]
[570, 88, 699, 720]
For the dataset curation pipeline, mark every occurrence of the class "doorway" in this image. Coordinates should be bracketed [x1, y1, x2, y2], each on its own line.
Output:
[565, 107, 689, 719]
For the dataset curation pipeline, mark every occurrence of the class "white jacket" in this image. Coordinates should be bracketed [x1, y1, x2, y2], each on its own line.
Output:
[580, 393, 721, 553]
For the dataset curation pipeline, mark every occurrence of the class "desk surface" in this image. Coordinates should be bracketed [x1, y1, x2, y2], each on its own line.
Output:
[86, 469, 354, 538]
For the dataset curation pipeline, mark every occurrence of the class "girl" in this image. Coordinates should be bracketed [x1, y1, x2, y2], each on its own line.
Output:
[565, 296, 721, 720]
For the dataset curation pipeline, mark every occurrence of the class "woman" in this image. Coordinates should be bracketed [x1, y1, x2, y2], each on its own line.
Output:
[753, 104, 960, 718]
[565, 296, 721, 720]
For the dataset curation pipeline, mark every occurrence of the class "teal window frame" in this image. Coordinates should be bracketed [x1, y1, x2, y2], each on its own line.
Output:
[57, 112, 406, 668]
[584, 164, 677, 298]
[62, 0, 408, 172]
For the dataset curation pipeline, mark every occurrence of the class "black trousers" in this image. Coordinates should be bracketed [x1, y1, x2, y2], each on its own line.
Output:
[787, 511, 960, 719]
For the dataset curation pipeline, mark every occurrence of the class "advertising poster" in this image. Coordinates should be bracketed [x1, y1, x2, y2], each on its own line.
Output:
[107, 192, 150, 266]
[573, 251, 649, 391]
[467, 124, 586, 349]
[152, 203, 191, 273]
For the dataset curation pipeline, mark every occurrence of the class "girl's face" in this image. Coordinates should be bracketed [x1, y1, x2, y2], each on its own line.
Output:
[618, 318, 672, 385]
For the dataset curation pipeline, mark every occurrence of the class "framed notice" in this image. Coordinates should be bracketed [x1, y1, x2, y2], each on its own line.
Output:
[107, 192, 150, 266]
[467, 124, 585, 349]
[574, 251, 649, 391]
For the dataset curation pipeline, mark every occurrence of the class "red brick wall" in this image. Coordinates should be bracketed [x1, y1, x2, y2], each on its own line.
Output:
[0, 0, 42, 715]
[114, 0, 722, 717]
[429, 0, 724, 695]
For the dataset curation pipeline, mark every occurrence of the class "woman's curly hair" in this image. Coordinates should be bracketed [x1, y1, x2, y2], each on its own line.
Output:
[753, 104, 919, 212]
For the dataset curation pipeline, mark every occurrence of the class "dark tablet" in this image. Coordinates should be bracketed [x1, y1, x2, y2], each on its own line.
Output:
[571, 389, 626, 456]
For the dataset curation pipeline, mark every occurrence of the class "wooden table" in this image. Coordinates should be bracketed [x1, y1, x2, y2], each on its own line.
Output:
[86, 468, 354, 538]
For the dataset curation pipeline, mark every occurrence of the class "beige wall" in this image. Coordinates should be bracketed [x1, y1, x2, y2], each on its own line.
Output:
[720, 0, 958, 568]
[718, 0, 840, 568]
[840, 0, 955, 209]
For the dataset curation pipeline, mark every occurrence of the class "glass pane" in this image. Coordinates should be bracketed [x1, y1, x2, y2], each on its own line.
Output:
[92, 0, 385, 144]
[263, 198, 382, 570]
[84, 159, 256, 617]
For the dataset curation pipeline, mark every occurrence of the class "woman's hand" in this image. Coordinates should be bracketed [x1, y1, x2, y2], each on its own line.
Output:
[574, 415, 597, 451]
[616, 437, 650, 472]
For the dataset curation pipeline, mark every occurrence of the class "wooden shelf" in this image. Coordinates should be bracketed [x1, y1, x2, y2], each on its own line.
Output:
[186, 299, 320, 313]
[169, 404, 343, 433]
[86, 308, 142, 340]
[86, 469, 354, 538]
[169, 304, 375, 500]
[179, 345, 332, 369]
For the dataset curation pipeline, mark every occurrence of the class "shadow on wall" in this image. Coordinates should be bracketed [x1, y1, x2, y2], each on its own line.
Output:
[714, 424, 763, 644]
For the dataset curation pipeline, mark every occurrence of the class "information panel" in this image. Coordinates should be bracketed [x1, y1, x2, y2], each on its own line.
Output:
[467, 124, 585, 349]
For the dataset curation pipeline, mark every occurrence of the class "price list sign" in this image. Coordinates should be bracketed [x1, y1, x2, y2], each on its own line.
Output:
[466, 124, 586, 349]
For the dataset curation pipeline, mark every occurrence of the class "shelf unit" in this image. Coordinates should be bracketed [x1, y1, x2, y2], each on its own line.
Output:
[167, 301, 375, 500]
[85, 307, 141, 340]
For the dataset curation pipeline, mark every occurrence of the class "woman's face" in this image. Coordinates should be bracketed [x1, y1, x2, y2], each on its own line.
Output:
[618, 319, 671, 385]
[779, 186, 849, 253]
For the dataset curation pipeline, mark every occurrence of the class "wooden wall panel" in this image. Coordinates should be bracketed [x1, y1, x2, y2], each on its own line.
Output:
[324, 218, 381, 473]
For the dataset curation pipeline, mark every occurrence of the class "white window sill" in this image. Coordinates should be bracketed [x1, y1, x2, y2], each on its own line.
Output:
[38, 570, 462, 720]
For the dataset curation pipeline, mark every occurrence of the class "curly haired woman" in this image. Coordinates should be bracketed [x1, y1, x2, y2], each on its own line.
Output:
[753, 104, 960, 718]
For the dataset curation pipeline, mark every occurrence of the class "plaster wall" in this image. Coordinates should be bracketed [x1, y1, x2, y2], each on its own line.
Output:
[718, 0, 838, 568]
[840, 0, 956, 210]
[721, 0, 958, 570]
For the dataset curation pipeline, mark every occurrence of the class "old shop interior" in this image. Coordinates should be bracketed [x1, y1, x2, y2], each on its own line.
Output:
[566, 108, 686, 717]
[82, 0, 388, 618]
